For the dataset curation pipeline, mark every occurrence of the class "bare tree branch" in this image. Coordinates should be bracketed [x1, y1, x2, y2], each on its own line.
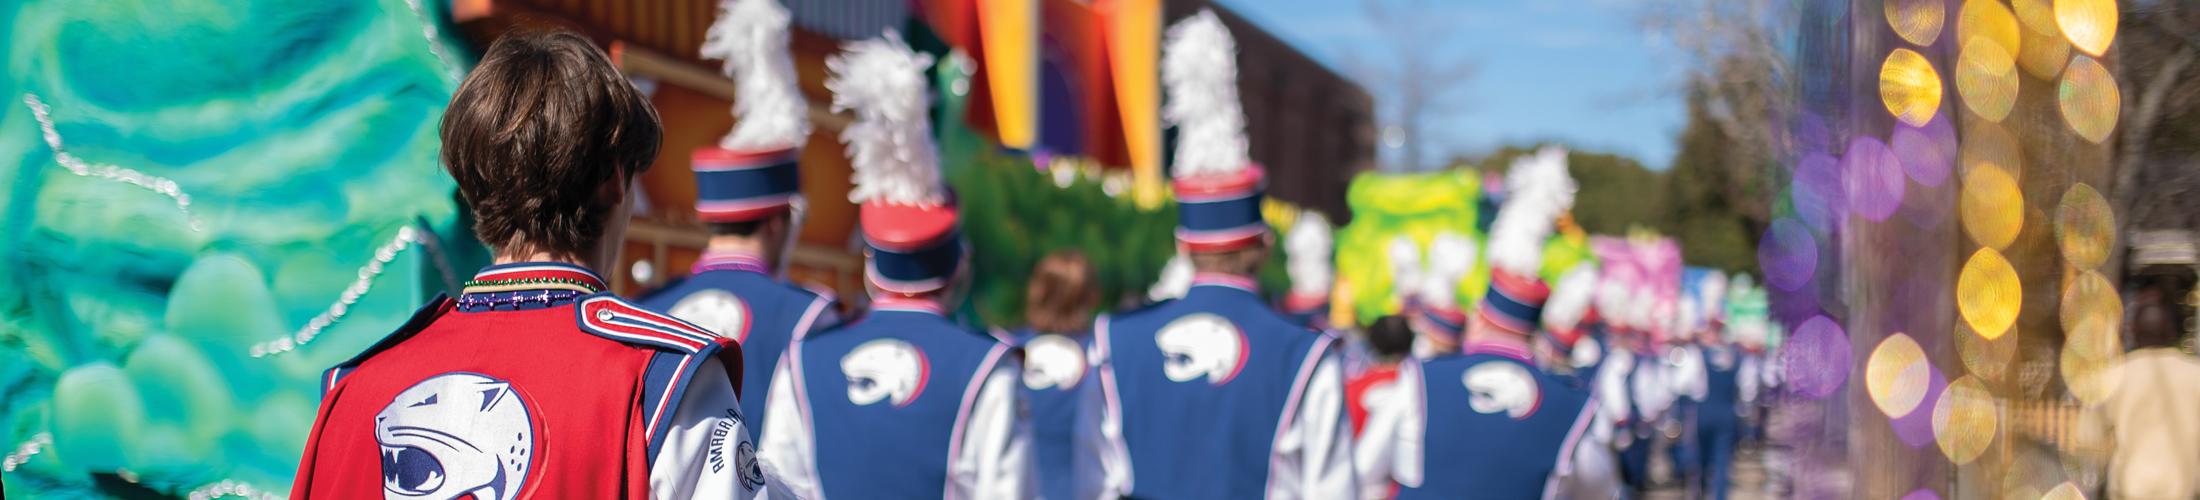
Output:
[1344, 0, 1480, 171]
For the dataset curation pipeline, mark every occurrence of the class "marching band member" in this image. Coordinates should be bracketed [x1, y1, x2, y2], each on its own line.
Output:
[1011, 251, 1103, 500]
[641, 0, 838, 436]
[1357, 147, 1617, 500]
[1542, 264, 1604, 384]
[1082, 11, 1356, 499]
[293, 30, 777, 499]
[755, 31, 1031, 499]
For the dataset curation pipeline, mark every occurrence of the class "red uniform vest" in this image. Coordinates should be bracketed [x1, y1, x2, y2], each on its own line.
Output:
[291, 263, 737, 499]
[1346, 364, 1401, 436]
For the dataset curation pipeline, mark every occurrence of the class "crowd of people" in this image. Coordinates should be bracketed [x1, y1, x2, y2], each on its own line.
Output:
[284, 2, 1786, 499]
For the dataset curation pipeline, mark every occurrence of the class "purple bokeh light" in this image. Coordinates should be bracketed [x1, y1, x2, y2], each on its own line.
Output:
[1791, 152, 1846, 232]
[1761, 218, 1818, 291]
[1888, 362, 1947, 448]
[1845, 136, 1906, 221]
[1784, 315, 1852, 400]
[1891, 116, 1956, 187]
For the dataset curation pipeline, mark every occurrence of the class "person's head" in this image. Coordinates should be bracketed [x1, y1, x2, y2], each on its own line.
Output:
[1368, 315, 1415, 363]
[706, 209, 800, 271]
[1025, 250, 1099, 334]
[1408, 308, 1463, 356]
[2133, 303, 2184, 350]
[442, 30, 661, 269]
[1188, 242, 1268, 277]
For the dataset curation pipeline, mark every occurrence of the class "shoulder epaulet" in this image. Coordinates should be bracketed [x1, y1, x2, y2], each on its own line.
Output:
[323, 294, 456, 395]
[576, 293, 721, 353]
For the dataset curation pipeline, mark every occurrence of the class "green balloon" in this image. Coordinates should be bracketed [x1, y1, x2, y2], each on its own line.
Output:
[249, 390, 315, 460]
[123, 334, 236, 443]
[165, 253, 288, 351]
[51, 362, 147, 471]
[131, 423, 219, 482]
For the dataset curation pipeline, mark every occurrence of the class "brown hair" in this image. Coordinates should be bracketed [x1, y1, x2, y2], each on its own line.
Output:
[1025, 250, 1098, 334]
[441, 30, 662, 259]
[1189, 244, 1267, 276]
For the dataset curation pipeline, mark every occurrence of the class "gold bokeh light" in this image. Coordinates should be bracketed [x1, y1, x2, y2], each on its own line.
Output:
[1962, 164, 2024, 250]
[1886, 0, 1945, 46]
[1958, 0, 2022, 60]
[2043, 482, 2087, 500]
[2056, 0, 2118, 56]
[1958, 322, 2019, 384]
[1961, 118, 2022, 179]
[2061, 55, 2121, 144]
[1933, 375, 1997, 465]
[2062, 270, 2123, 346]
[1867, 333, 1931, 418]
[2063, 314, 2124, 406]
[1881, 48, 1944, 127]
[2057, 183, 2116, 270]
[1959, 247, 2022, 340]
[2012, 0, 2070, 78]
[1957, 36, 2020, 123]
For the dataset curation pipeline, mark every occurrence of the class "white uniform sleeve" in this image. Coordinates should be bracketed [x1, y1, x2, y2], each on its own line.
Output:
[756, 355, 821, 500]
[1596, 351, 1635, 425]
[1667, 346, 1707, 402]
[1645, 359, 1672, 418]
[1354, 361, 1424, 499]
[1270, 346, 1359, 499]
[1090, 321, 1132, 499]
[650, 358, 780, 500]
[949, 355, 1034, 500]
[1550, 405, 1621, 500]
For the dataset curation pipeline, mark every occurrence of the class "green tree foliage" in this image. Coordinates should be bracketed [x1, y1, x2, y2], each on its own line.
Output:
[1464, 126, 1760, 276]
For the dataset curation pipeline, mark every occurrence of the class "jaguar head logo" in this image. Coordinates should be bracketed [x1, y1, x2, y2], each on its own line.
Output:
[1463, 362, 1541, 419]
[668, 290, 752, 342]
[842, 339, 929, 407]
[375, 373, 534, 500]
[1022, 334, 1088, 390]
[1156, 314, 1247, 385]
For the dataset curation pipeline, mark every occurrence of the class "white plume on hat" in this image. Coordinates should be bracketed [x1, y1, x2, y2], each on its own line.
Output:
[1162, 9, 1250, 179]
[1387, 235, 1423, 305]
[1286, 210, 1334, 297]
[1487, 146, 1578, 277]
[700, 0, 811, 150]
[828, 31, 944, 206]
[1420, 231, 1477, 309]
[1544, 264, 1600, 333]
[1149, 252, 1195, 302]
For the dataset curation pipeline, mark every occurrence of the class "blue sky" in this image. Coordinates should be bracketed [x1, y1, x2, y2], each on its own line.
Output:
[1220, 0, 1687, 170]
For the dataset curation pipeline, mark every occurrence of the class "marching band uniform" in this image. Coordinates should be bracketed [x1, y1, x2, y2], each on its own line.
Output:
[1091, 273, 1354, 498]
[1083, 12, 1355, 499]
[642, 0, 839, 436]
[294, 263, 774, 499]
[1356, 147, 1617, 500]
[639, 151, 838, 435]
[1345, 358, 1403, 437]
[1695, 339, 1743, 500]
[755, 32, 1030, 500]
[1011, 327, 1098, 500]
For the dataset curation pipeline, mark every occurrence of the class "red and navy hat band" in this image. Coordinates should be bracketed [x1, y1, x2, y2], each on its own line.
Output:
[693, 147, 801, 222]
[1176, 191, 1264, 251]
[1420, 306, 1465, 335]
[1480, 272, 1550, 335]
[868, 228, 963, 293]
